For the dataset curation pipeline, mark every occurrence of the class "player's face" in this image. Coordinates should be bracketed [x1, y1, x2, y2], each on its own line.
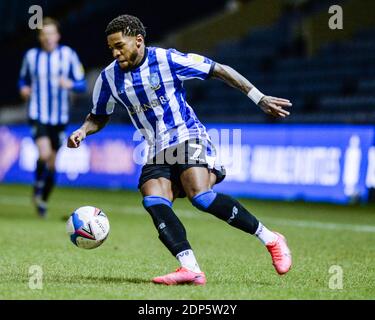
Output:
[107, 32, 144, 71]
[38, 24, 60, 52]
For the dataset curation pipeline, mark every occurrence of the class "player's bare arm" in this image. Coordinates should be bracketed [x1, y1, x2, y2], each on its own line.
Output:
[19, 86, 31, 101]
[211, 63, 292, 118]
[67, 113, 110, 148]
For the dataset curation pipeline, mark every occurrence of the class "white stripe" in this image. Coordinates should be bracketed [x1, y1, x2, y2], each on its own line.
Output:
[71, 50, 84, 80]
[38, 52, 49, 124]
[1, 194, 375, 233]
[50, 50, 60, 125]
[91, 73, 116, 115]
[156, 48, 189, 145]
[91, 74, 103, 114]
[27, 48, 38, 76]
[105, 66, 153, 144]
[28, 49, 39, 120]
[139, 59, 170, 152]
[122, 65, 156, 145]
[60, 47, 72, 124]
[170, 51, 211, 81]
[60, 90, 69, 124]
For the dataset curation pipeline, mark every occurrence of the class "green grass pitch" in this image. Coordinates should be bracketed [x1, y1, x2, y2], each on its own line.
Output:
[0, 183, 374, 300]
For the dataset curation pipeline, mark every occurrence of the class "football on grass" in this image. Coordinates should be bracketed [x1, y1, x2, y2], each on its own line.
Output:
[66, 206, 110, 249]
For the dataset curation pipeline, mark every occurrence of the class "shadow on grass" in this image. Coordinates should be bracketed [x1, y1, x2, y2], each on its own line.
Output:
[50, 274, 150, 285]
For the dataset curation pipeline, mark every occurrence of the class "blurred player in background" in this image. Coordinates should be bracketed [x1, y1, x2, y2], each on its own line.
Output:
[68, 15, 292, 285]
[19, 17, 86, 218]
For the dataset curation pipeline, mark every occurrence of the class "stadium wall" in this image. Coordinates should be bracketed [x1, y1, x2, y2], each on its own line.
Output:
[304, 0, 375, 54]
[1, 124, 375, 204]
[164, 0, 282, 53]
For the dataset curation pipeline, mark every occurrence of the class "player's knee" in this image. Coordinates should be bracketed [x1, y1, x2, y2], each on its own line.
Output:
[39, 149, 54, 163]
[191, 189, 217, 211]
[185, 185, 210, 201]
[38, 153, 50, 163]
[140, 179, 174, 201]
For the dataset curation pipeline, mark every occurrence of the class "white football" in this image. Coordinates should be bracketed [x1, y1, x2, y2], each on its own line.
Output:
[66, 206, 110, 249]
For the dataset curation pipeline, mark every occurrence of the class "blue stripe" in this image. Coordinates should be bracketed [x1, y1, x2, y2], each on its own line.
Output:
[72, 212, 84, 230]
[168, 49, 213, 80]
[173, 62, 209, 80]
[186, 105, 205, 131]
[71, 79, 86, 93]
[207, 140, 213, 157]
[148, 48, 176, 130]
[47, 52, 52, 124]
[113, 63, 144, 132]
[143, 196, 172, 208]
[19, 54, 31, 88]
[34, 49, 41, 121]
[166, 50, 187, 126]
[68, 53, 74, 80]
[57, 47, 63, 124]
[131, 65, 158, 136]
[18, 79, 28, 88]
[166, 49, 206, 139]
[192, 190, 217, 210]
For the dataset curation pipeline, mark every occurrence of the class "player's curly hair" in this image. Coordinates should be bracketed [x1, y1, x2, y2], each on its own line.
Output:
[105, 15, 146, 38]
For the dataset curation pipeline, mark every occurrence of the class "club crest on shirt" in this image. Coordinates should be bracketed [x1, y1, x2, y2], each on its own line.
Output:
[149, 73, 161, 90]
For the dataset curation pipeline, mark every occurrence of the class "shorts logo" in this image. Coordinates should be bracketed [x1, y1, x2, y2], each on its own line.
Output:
[149, 73, 161, 90]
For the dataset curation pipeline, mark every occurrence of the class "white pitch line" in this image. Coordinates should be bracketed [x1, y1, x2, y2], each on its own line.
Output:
[1, 194, 375, 233]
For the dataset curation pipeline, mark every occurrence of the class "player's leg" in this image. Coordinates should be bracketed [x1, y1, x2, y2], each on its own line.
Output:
[41, 125, 65, 205]
[33, 135, 53, 217]
[172, 170, 217, 200]
[181, 166, 292, 275]
[139, 165, 206, 285]
[42, 149, 57, 202]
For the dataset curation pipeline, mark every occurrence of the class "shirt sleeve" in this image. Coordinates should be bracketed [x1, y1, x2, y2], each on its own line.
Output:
[91, 71, 116, 115]
[18, 51, 31, 89]
[68, 49, 87, 92]
[167, 48, 215, 81]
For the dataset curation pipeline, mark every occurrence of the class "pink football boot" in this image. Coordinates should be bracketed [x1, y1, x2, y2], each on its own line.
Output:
[266, 232, 292, 275]
[152, 267, 206, 285]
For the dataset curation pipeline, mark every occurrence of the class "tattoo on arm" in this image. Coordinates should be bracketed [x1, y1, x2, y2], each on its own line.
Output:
[211, 63, 254, 95]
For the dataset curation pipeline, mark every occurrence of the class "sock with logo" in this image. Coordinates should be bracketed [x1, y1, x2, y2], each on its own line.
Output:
[192, 190, 259, 234]
[255, 222, 278, 245]
[143, 196, 192, 257]
[176, 249, 202, 273]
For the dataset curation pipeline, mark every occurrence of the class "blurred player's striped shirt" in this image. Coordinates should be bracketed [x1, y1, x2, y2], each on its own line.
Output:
[91, 47, 215, 159]
[19, 46, 86, 125]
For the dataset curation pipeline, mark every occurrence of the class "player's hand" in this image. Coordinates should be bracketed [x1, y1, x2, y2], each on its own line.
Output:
[59, 77, 74, 89]
[67, 129, 86, 148]
[258, 96, 292, 118]
[20, 86, 31, 101]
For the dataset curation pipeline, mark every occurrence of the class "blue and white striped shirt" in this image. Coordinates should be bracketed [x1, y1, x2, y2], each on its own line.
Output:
[19, 45, 86, 125]
[91, 47, 215, 160]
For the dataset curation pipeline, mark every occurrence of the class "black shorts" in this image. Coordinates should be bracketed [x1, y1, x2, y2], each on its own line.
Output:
[138, 138, 226, 197]
[30, 120, 66, 151]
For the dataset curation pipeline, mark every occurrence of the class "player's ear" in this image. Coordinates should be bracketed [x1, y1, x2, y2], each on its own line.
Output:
[135, 34, 143, 48]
